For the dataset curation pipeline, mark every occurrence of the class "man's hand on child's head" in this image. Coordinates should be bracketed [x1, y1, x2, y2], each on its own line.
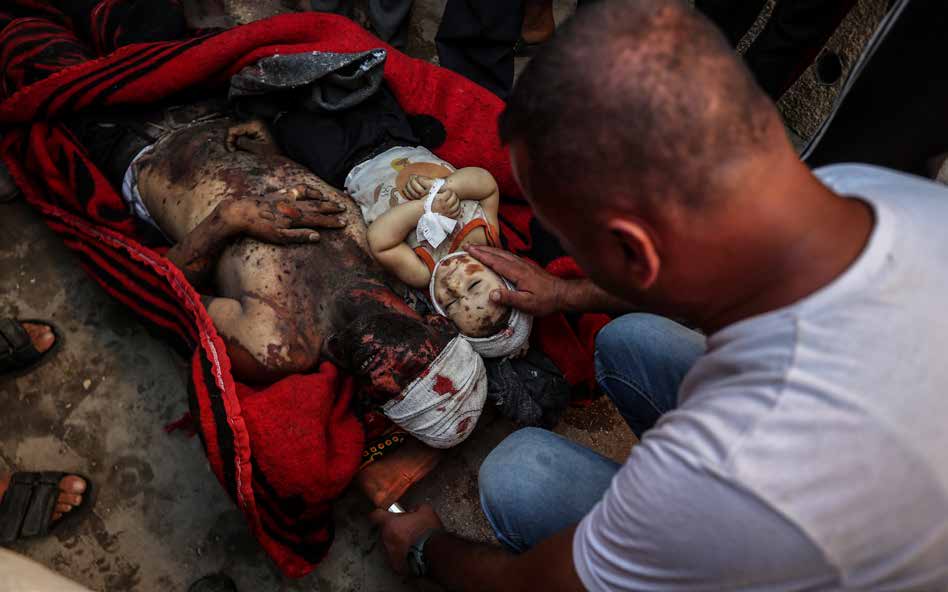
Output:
[467, 246, 566, 317]
[431, 190, 461, 219]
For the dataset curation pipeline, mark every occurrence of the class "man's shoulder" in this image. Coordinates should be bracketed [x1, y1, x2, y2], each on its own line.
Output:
[814, 163, 948, 216]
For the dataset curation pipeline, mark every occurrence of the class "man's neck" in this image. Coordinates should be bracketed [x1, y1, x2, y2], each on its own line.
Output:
[698, 166, 875, 334]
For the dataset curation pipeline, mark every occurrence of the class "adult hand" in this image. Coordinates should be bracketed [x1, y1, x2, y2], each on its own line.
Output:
[369, 504, 444, 575]
[222, 184, 347, 244]
[225, 120, 278, 156]
[467, 245, 566, 317]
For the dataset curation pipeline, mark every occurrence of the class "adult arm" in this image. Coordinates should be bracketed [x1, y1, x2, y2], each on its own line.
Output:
[370, 505, 584, 592]
[467, 245, 637, 316]
[373, 435, 832, 591]
[166, 185, 346, 288]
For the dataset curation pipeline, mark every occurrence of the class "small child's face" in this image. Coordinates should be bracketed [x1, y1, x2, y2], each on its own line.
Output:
[433, 254, 511, 338]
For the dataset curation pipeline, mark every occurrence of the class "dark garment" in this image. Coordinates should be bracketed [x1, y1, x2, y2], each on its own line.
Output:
[432, 0, 600, 99]
[65, 98, 229, 189]
[271, 85, 420, 188]
[435, 0, 524, 99]
[806, 0, 948, 176]
[229, 48, 389, 113]
[309, 0, 413, 48]
[696, 0, 856, 98]
[485, 348, 571, 429]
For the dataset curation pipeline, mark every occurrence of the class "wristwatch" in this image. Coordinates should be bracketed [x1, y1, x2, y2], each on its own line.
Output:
[407, 528, 443, 577]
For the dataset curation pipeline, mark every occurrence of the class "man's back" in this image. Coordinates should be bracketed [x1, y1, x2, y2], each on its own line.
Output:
[575, 165, 948, 590]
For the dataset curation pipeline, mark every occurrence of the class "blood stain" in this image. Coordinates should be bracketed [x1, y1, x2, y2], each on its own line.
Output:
[433, 374, 458, 397]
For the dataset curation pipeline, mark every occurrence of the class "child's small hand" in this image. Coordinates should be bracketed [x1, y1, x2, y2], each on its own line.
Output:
[404, 175, 439, 201]
[431, 190, 461, 219]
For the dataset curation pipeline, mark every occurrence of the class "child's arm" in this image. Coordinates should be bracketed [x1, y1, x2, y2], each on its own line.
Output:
[367, 189, 462, 288]
[406, 167, 501, 229]
[367, 201, 432, 288]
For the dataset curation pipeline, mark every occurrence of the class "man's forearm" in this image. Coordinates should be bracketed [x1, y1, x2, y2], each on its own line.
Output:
[425, 527, 584, 592]
[166, 202, 238, 287]
[559, 277, 639, 314]
[426, 531, 517, 591]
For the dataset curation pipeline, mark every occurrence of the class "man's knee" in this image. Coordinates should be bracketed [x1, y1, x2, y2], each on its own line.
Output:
[596, 314, 703, 378]
[479, 428, 560, 518]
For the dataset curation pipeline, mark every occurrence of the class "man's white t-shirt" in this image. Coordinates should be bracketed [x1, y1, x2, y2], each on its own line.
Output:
[573, 165, 948, 591]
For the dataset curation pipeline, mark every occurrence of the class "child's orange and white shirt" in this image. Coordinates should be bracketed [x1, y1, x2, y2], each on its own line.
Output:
[345, 145, 499, 272]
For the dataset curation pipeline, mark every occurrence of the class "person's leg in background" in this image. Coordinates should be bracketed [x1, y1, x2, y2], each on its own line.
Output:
[435, 0, 524, 99]
[743, 0, 857, 98]
[308, 0, 353, 18]
[479, 313, 705, 551]
[595, 313, 706, 439]
[367, 0, 413, 48]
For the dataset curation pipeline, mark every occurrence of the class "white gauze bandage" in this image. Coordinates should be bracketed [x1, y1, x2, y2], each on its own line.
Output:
[415, 178, 456, 248]
[382, 336, 487, 448]
[429, 251, 534, 359]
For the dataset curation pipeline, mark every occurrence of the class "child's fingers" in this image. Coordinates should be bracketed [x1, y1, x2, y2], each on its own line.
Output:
[407, 177, 426, 199]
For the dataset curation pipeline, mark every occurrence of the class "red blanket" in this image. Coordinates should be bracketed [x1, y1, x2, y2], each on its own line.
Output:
[0, 6, 608, 577]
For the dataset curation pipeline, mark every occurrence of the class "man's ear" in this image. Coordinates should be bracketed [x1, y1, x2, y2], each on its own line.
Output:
[606, 218, 660, 290]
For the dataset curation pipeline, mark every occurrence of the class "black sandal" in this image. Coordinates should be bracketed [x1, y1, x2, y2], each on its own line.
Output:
[0, 472, 94, 545]
[0, 318, 61, 377]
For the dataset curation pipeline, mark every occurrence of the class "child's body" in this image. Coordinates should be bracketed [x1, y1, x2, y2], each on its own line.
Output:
[346, 145, 531, 357]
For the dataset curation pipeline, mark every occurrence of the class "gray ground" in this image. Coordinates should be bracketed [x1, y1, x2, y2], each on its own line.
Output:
[1, 0, 885, 590]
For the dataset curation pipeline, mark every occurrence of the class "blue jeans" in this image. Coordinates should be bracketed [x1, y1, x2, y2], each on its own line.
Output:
[479, 314, 706, 552]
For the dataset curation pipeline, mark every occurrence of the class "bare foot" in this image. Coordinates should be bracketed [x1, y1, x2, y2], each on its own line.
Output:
[0, 473, 86, 522]
[522, 0, 555, 45]
[20, 322, 55, 354]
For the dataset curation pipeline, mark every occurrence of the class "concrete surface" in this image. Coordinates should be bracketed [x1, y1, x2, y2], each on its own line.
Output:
[1, 0, 890, 590]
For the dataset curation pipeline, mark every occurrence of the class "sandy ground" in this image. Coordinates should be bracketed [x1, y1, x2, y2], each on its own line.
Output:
[0, 0, 886, 590]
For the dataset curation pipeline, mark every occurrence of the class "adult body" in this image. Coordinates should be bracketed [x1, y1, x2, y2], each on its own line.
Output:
[371, 1, 948, 589]
[126, 113, 457, 400]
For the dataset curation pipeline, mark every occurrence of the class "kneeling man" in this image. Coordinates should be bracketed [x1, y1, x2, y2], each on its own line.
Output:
[371, 1, 948, 589]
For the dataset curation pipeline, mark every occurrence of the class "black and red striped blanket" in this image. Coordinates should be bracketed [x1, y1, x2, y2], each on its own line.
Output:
[0, 2, 609, 576]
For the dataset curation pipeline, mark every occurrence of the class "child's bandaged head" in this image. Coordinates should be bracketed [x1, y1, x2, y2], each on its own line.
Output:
[382, 336, 486, 448]
[429, 251, 533, 358]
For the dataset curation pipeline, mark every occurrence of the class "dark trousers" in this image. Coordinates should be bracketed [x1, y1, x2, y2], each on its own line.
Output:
[435, 0, 600, 100]
[309, 0, 413, 47]
[696, 0, 856, 98]
[435, 0, 525, 99]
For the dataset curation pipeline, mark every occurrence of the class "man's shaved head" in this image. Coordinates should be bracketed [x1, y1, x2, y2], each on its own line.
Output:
[500, 0, 779, 211]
